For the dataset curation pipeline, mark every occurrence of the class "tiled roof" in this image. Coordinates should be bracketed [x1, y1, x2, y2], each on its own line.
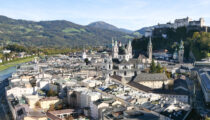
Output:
[133, 73, 168, 82]
[39, 97, 59, 101]
[127, 81, 152, 92]
[49, 109, 74, 115]
[46, 112, 62, 120]
[173, 79, 188, 90]
[151, 89, 189, 95]
[111, 75, 122, 82]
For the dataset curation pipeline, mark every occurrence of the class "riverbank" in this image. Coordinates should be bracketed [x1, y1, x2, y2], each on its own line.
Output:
[0, 56, 35, 71]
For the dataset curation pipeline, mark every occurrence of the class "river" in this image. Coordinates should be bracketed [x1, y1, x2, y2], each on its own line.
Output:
[0, 66, 16, 81]
[0, 67, 16, 120]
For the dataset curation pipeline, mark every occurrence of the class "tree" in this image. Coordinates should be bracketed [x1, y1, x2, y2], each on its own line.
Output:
[47, 89, 57, 97]
[150, 59, 156, 73]
[187, 32, 210, 60]
[84, 58, 89, 65]
[0, 53, 3, 60]
[56, 104, 63, 110]
[165, 71, 171, 78]
[160, 67, 166, 73]
[156, 63, 161, 73]
[48, 104, 55, 111]
[3, 53, 14, 62]
[66, 115, 74, 120]
[35, 101, 41, 108]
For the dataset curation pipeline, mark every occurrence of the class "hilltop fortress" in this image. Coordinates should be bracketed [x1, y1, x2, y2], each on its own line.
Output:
[144, 17, 206, 37]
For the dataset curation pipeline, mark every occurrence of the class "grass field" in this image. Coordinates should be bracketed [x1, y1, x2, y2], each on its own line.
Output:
[0, 57, 35, 71]
[62, 28, 81, 33]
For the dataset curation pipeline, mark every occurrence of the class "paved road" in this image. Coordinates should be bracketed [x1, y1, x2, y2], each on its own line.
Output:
[190, 75, 209, 117]
[186, 77, 194, 105]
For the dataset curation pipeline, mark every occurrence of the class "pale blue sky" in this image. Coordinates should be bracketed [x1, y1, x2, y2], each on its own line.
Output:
[0, 0, 210, 30]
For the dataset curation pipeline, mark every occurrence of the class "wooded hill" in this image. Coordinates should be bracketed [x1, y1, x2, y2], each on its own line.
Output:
[0, 15, 135, 47]
[132, 26, 210, 60]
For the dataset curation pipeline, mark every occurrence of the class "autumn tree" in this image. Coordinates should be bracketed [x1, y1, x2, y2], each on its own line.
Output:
[35, 101, 41, 108]
[150, 59, 156, 73]
[56, 104, 63, 110]
[48, 104, 55, 111]
[47, 89, 57, 97]
[66, 115, 74, 120]
[156, 63, 162, 73]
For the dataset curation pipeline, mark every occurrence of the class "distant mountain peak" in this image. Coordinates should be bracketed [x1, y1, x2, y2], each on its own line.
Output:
[88, 21, 118, 29]
[87, 21, 133, 34]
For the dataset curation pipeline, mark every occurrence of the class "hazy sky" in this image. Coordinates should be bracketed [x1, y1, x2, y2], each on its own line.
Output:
[0, 0, 210, 30]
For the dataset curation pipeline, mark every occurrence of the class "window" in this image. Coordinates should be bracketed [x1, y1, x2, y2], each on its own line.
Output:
[114, 71, 116, 75]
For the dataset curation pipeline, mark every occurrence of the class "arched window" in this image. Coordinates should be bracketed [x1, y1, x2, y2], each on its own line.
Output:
[114, 71, 116, 75]
[124, 71, 127, 76]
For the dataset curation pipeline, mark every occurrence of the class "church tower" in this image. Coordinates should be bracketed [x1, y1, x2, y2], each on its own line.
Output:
[112, 38, 114, 47]
[112, 39, 119, 59]
[178, 40, 184, 63]
[127, 40, 132, 59]
[147, 37, 152, 61]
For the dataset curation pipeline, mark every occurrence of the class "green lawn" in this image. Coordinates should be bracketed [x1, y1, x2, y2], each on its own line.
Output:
[0, 57, 35, 71]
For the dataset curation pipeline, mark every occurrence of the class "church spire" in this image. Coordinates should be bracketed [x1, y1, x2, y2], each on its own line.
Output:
[127, 40, 132, 59]
[179, 40, 184, 50]
[147, 37, 152, 61]
[148, 36, 152, 47]
[128, 40, 132, 46]
[112, 37, 114, 47]
[178, 39, 184, 63]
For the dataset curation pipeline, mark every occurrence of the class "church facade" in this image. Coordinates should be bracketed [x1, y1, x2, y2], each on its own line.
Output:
[173, 40, 184, 63]
[111, 39, 153, 77]
[112, 39, 132, 61]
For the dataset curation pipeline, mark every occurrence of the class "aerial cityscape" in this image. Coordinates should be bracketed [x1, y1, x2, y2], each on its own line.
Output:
[0, 0, 210, 120]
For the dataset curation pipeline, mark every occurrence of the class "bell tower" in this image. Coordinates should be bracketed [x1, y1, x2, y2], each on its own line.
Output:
[178, 40, 184, 63]
[147, 37, 152, 61]
[112, 39, 118, 59]
[127, 40, 132, 59]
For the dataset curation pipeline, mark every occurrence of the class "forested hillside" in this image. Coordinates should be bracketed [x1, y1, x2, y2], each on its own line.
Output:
[0, 16, 134, 47]
[132, 27, 210, 60]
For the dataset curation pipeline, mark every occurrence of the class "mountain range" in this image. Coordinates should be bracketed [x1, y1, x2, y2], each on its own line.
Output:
[0, 15, 138, 47]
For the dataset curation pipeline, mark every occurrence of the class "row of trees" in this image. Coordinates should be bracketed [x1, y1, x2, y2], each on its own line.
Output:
[1, 44, 95, 56]
[150, 60, 164, 73]
[150, 60, 171, 78]
[0, 44, 86, 63]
